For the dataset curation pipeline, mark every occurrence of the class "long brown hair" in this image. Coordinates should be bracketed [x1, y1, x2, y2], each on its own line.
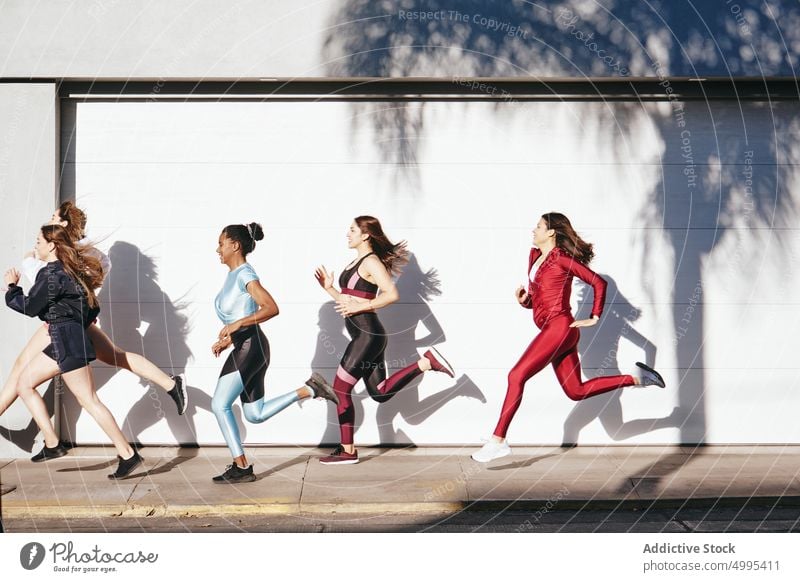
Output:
[542, 212, 595, 264]
[56, 201, 87, 242]
[41, 224, 103, 308]
[354, 215, 408, 276]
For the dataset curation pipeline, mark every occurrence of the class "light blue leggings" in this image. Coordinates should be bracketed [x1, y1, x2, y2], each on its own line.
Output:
[211, 370, 305, 458]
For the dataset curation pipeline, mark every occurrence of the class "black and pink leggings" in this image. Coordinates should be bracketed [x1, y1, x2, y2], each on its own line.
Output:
[494, 314, 635, 438]
[335, 312, 422, 444]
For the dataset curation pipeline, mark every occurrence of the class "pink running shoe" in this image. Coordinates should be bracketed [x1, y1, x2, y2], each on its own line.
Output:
[319, 445, 360, 465]
[423, 347, 455, 378]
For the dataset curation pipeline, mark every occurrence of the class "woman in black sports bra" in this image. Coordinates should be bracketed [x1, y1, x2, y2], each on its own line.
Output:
[314, 215, 455, 465]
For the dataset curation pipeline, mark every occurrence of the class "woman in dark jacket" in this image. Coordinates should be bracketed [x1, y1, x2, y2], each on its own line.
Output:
[3, 224, 142, 479]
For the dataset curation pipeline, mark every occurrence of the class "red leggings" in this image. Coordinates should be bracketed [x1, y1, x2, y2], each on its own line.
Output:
[493, 315, 635, 438]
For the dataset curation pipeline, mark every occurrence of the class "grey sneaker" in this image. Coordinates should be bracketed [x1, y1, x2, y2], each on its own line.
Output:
[635, 362, 666, 388]
[305, 373, 339, 405]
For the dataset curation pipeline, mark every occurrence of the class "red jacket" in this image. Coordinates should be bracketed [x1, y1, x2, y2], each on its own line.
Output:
[521, 247, 607, 328]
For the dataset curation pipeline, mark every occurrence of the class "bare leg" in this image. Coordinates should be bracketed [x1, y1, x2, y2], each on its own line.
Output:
[0, 326, 50, 416]
[14, 353, 63, 448]
[60, 366, 134, 459]
[89, 325, 175, 392]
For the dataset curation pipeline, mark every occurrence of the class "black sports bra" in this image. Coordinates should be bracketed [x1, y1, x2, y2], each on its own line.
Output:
[339, 252, 378, 300]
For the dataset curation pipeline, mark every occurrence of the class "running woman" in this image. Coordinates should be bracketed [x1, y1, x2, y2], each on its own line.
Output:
[471, 213, 666, 462]
[0, 202, 186, 438]
[210, 223, 338, 484]
[314, 215, 455, 465]
[4, 225, 143, 479]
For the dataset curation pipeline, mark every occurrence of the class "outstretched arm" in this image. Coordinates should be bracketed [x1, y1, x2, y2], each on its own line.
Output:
[5, 268, 53, 318]
[315, 265, 343, 302]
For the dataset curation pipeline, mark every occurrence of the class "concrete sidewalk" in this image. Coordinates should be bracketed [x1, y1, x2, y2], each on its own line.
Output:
[2, 445, 800, 520]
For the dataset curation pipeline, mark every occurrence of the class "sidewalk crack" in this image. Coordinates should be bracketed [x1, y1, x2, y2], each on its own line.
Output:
[298, 456, 310, 509]
[125, 457, 166, 506]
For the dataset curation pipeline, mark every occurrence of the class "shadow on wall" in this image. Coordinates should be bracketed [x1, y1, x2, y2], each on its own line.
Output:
[57, 241, 217, 448]
[375, 253, 485, 444]
[323, 1, 800, 482]
[312, 253, 484, 447]
[561, 276, 680, 446]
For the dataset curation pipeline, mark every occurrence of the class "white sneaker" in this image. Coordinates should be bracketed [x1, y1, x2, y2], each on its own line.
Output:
[471, 440, 511, 463]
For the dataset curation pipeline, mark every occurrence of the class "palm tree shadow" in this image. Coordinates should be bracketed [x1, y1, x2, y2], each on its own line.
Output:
[561, 276, 679, 445]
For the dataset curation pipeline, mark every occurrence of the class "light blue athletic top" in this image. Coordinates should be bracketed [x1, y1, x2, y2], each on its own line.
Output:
[214, 263, 260, 324]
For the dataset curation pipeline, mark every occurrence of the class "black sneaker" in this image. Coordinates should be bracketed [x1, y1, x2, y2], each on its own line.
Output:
[212, 463, 256, 484]
[305, 372, 339, 405]
[168, 373, 188, 415]
[31, 442, 68, 463]
[107, 450, 143, 480]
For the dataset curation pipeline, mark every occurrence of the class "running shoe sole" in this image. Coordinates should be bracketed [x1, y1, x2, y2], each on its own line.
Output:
[213, 475, 257, 484]
[306, 372, 340, 405]
[319, 456, 360, 465]
[635, 362, 666, 388]
[471, 448, 511, 463]
[31, 444, 68, 463]
[176, 373, 188, 415]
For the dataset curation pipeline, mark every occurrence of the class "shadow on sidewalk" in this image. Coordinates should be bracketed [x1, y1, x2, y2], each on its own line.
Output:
[487, 451, 566, 471]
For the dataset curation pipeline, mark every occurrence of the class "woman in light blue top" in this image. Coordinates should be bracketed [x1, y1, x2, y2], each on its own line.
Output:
[210, 222, 338, 484]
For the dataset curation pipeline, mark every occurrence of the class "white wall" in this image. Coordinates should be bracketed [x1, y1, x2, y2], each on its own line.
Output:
[0, 83, 58, 457]
[57, 98, 800, 446]
[2, 0, 800, 454]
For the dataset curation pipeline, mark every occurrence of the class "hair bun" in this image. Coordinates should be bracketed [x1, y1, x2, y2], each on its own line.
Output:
[248, 222, 264, 241]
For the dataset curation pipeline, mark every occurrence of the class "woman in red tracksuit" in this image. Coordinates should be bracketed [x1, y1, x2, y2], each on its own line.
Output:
[472, 212, 665, 462]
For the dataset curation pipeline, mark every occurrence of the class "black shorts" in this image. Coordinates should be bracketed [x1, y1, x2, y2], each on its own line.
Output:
[43, 321, 96, 373]
[219, 324, 270, 404]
